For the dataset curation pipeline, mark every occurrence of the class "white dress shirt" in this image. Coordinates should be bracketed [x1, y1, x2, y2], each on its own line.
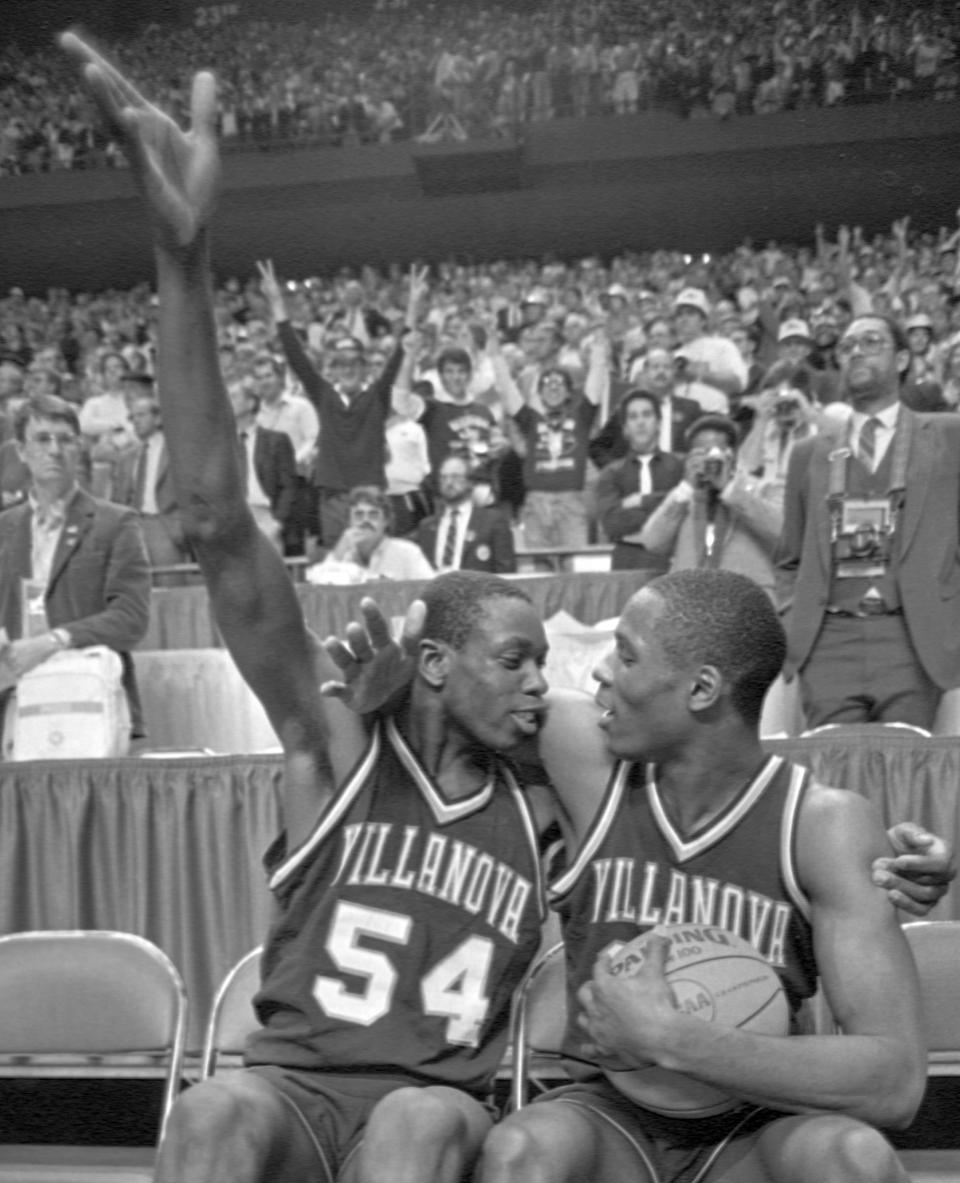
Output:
[138, 431, 165, 515]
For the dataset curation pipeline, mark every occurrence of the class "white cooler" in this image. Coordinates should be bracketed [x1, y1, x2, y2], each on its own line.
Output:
[2, 647, 131, 760]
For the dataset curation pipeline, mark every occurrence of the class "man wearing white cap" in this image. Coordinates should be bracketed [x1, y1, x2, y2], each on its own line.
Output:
[671, 287, 747, 409]
[776, 318, 842, 405]
[776, 318, 815, 367]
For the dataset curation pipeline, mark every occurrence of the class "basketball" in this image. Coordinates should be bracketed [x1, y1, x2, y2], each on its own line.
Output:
[601, 923, 789, 1117]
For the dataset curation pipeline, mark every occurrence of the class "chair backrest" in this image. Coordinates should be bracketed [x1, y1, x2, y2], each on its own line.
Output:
[0, 930, 187, 1142]
[509, 941, 568, 1112]
[799, 721, 933, 739]
[903, 921, 960, 1071]
[200, 946, 263, 1079]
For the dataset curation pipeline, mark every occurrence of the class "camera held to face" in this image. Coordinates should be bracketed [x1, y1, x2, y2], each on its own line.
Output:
[696, 445, 731, 490]
[773, 394, 800, 423]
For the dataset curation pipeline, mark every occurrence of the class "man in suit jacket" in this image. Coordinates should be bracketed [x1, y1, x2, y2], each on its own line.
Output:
[230, 381, 298, 551]
[115, 391, 192, 567]
[588, 351, 702, 470]
[776, 313, 960, 730]
[0, 394, 151, 736]
[416, 454, 516, 574]
[595, 390, 685, 571]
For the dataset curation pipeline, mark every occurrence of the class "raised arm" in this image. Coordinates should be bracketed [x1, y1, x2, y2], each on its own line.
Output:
[390, 329, 426, 419]
[257, 258, 331, 407]
[61, 33, 365, 839]
[582, 331, 611, 413]
[773, 436, 812, 611]
[483, 318, 525, 418]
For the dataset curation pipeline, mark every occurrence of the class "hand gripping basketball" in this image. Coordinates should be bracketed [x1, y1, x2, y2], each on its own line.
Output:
[594, 924, 789, 1118]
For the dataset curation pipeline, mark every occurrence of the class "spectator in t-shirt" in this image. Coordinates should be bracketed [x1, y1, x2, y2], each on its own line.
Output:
[498, 357, 601, 550]
[671, 286, 747, 405]
[393, 341, 500, 482]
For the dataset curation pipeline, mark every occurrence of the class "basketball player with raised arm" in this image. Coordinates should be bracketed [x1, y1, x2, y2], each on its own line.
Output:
[60, 34, 952, 1183]
[58, 34, 555, 1183]
[326, 571, 951, 1183]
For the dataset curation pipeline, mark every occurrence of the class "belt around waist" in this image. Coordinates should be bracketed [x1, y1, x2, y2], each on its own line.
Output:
[825, 606, 903, 619]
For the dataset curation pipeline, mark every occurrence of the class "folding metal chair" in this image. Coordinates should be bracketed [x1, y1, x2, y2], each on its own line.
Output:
[799, 721, 933, 739]
[898, 922, 960, 1183]
[508, 941, 570, 1113]
[0, 930, 187, 1182]
[200, 947, 263, 1080]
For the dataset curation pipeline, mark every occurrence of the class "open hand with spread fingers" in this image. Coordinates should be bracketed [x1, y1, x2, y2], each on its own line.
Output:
[320, 597, 425, 715]
[60, 30, 220, 250]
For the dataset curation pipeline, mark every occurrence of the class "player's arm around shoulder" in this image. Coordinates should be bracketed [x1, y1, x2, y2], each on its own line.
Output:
[536, 687, 616, 842]
[795, 782, 926, 1128]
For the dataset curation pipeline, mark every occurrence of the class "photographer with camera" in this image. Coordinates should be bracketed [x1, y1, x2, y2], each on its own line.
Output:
[637, 414, 782, 598]
[776, 313, 960, 730]
[738, 362, 826, 514]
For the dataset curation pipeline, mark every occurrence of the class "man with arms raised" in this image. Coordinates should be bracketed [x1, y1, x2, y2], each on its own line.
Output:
[60, 35, 551, 1183]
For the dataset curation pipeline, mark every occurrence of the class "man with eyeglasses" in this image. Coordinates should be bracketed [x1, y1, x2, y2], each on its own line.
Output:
[307, 486, 435, 584]
[498, 357, 605, 551]
[776, 313, 960, 730]
[0, 393, 151, 741]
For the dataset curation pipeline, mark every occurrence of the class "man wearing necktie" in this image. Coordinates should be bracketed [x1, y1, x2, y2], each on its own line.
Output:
[595, 390, 684, 571]
[116, 392, 192, 568]
[0, 393, 150, 739]
[416, 455, 516, 574]
[229, 381, 298, 553]
[777, 314, 960, 730]
[587, 348, 703, 472]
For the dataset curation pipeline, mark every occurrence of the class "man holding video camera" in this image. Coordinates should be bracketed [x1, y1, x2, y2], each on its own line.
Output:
[636, 413, 782, 597]
[776, 314, 960, 730]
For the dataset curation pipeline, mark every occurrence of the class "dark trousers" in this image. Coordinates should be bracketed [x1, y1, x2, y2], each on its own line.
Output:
[317, 489, 350, 550]
[799, 613, 940, 730]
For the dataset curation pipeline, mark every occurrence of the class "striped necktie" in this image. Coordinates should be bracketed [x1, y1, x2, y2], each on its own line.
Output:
[858, 416, 880, 472]
[442, 508, 459, 568]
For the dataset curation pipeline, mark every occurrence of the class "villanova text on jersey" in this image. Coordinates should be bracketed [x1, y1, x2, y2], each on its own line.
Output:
[584, 857, 794, 968]
[550, 756, 818, 1021]
[331, 820, 533, 946]
[246, 719, 545, 1095]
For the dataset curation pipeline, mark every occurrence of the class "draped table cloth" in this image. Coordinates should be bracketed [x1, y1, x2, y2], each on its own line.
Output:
[0, 727, 956, 1049]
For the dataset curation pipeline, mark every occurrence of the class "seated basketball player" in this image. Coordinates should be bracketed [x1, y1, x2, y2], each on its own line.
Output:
[325, 572, 950, 1183]
[59, 36, 553, 1183]
[476, 570, 927, 1183]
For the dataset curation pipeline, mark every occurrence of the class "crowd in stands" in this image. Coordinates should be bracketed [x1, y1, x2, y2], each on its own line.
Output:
[2, 210, 960, 576]
[2, 0, 959, 175]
